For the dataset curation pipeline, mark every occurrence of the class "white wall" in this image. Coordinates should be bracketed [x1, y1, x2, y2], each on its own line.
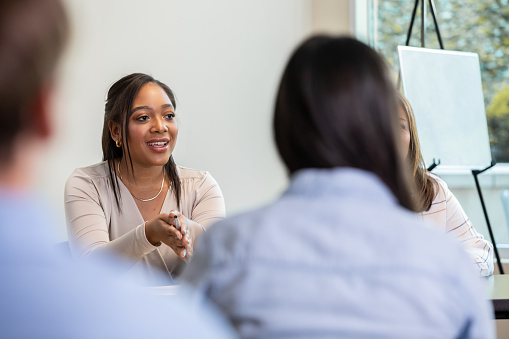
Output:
[40, 0, 351, 241]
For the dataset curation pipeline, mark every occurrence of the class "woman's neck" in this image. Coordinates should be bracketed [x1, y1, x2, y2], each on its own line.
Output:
[117, 159, 165, 188]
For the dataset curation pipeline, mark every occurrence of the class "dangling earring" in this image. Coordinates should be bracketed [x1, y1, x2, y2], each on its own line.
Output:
[116, 140, 122, 148]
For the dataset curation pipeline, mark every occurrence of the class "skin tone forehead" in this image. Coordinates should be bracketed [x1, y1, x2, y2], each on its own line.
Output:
[131, 83, 174, 113]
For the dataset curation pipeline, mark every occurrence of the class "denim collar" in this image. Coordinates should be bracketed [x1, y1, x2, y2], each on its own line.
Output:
[285, 167, 398, 206]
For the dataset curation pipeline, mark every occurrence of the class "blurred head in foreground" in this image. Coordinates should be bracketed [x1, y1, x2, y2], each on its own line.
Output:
[0, 0, 67, 186]
[0, 2, 237, 338]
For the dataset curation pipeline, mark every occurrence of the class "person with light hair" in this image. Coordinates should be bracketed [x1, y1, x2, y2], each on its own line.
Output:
[397, 94, 493, 276]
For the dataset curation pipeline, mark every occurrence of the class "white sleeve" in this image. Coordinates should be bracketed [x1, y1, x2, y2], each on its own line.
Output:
[441, 180, 494, 276]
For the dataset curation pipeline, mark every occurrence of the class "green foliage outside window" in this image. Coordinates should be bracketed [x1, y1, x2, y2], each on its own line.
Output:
[376, 0, 509, 161]
[487, 87, 509, 161]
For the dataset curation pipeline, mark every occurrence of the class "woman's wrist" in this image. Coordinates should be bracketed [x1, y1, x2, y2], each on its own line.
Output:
[144, 221, 161, 247]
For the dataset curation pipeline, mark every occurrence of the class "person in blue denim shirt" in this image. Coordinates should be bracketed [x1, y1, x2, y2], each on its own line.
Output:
[182, 36, 494, 338]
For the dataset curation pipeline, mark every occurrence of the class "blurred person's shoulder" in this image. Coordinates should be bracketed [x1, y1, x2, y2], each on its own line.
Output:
[1, 253, 237, 338]
[0, 189, 237, 339]
[197, 168, 479, 278]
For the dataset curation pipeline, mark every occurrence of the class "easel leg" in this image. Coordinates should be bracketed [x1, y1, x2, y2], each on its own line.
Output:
[472, 168, 504, 274]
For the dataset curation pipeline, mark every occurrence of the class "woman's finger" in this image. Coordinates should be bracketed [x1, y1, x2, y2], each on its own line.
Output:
[160, 219, 181, 239]
[165, 210, 191, 260]
[160, 237, 185, 251]
[165, 213, 180, 230]
[168, 210, 184, 230]
[183, 244, 193, 261]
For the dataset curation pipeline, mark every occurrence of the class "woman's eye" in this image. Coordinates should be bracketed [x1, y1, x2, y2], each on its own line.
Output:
[400, 124, 407, 130]
[165, 113, 175, 120]
[137, 115, 148, 122]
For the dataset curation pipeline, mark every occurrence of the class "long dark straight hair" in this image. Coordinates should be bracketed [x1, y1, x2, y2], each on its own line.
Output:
[274, 36, 417, 212]
[102, 73, 181, 211]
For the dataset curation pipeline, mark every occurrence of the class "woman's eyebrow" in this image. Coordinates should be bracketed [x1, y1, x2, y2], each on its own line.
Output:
[131, 106, 151, 114]
[131, 103, 173, 114]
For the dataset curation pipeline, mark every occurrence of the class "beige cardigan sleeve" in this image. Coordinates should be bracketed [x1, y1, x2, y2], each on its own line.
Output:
[64, 169, 157, 265]
[184, 171, 226, 243]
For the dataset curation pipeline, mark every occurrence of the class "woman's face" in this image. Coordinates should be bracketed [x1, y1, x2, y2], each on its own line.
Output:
[125, 82, 178, 168]
[398, 104, 411, 159]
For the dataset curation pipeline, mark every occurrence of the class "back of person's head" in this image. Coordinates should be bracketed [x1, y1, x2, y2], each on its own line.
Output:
[274, 36, 416, 211]
[0, 0, 68, 163]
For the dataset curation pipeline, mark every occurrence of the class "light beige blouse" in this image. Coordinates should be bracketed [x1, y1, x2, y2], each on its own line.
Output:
[65, 161, 225, 285]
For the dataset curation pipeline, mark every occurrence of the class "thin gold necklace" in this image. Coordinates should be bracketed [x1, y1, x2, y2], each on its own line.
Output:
[117, 161, 165, 202]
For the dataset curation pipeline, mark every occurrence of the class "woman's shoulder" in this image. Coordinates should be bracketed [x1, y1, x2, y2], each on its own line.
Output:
[66, 161, 112, 192]
[177, 165, 212, 181]
[64, 161, 112, 200]
[176, 165, 221, 195]
[427, 173, 450, 202]
[70, 161, 110, 180]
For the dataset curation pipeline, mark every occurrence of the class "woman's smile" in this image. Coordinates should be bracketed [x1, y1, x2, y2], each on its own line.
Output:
[124, 82, 179, 167]
[146, 138, 170, 152]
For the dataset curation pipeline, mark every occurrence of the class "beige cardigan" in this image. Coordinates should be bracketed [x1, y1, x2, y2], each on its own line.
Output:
[65, 161, 225, 284]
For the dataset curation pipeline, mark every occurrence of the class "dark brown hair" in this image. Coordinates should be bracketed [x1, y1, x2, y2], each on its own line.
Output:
[274, 36, 416, 211]
[398, 93, 437, 212]
[102, 73, 181, 210]
[0, 0, 68, 161]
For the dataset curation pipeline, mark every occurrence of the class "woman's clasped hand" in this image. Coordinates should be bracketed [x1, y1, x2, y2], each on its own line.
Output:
[145, 210, 193, 262]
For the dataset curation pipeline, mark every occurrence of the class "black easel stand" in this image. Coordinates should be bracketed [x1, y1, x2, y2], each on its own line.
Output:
[405, 0, 444, 49]
[472, 160, 504, 274]
[427, 158, 440, 172]
[398, 0, 444, 89]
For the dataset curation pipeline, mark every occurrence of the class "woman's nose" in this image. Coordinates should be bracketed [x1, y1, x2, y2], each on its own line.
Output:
[151, 117, 167, 133]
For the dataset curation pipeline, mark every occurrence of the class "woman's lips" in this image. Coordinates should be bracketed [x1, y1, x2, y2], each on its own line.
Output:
[146, 140, 169, 152]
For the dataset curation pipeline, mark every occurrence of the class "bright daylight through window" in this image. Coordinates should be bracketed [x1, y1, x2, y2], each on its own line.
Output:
[374, 0, 509, 162]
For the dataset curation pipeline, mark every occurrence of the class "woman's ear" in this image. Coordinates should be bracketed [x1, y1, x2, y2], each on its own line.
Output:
[108, 121, 121, 143]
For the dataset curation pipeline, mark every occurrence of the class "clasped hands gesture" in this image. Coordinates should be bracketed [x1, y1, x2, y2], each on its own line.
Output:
[144, 210, 193, 262]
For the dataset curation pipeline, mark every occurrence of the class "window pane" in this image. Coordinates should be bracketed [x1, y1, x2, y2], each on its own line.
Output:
[376, 0, 509, 161]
